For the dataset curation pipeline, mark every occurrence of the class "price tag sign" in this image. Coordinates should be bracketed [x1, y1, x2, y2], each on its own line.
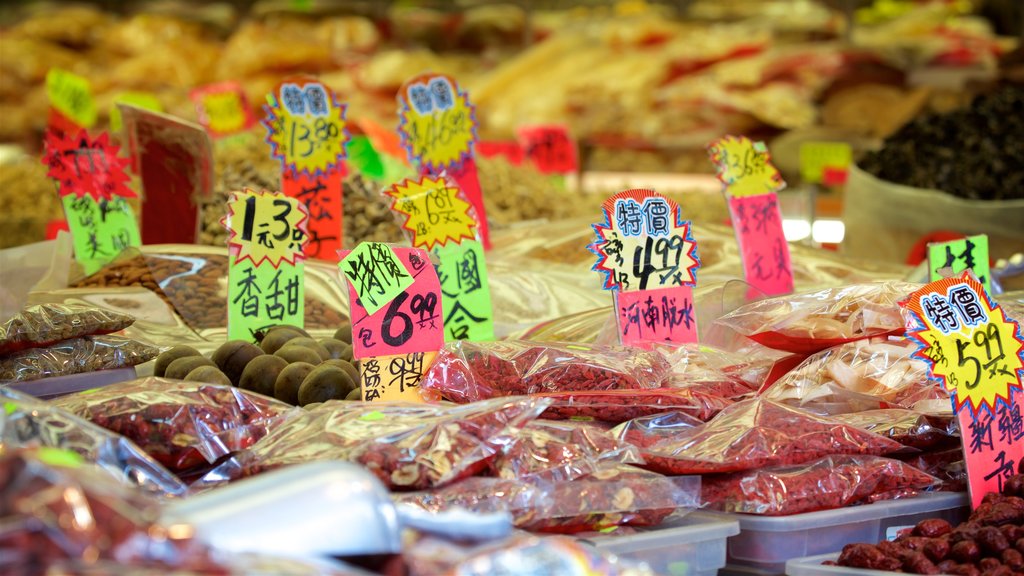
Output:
[903, 272, 1024, 507]
[435, 240, 493, 341]
[119, 105, 212, 245]
[339, 242, 415, 316]
[729, 192, 793, 297]
[386, 175, 477, 251]
[360, 351, 438, 402]
[222, 189, 309, 341]
[263, 80, 348, 177]
[800, 141, 852, 185]
[42, 130, 135, 201]
[191, 82, 255, 138]
[707, 136, 786, 198]
[281, 170, 345, 261]
[929, 234, 991, 294]
[347, 135, 385, 180]
[61, 195, 141, 275]
[46, 69, 97, 129]
[477, 140, 524, 165]
[109, 92, 162, 133]
[518, 125, 578, 174]
[588, 189, 701, 346]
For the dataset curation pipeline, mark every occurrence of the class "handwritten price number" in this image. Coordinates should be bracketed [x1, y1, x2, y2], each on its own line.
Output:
[950, 322, 1011, 391]
[61, 144, 110, 178]
[722, 145, 767, 182]
[405, 77, 469, 157]
[239, 196, 305, 252]
[280, 83, 340, 160]
[379, 291, 440, 348]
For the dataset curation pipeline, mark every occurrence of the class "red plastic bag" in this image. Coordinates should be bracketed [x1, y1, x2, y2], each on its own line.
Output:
[491, 419, 641, 481]
[397, 465, 700, 534]
[833, 409, 958, 450]
[53, 378, 294, 475]
[626, 398, 907, 475]
[701, 455, 939, 515]
[420, 340, 671, 403]
[197, 398, 550, 491]
[714, 282, 917, 354]
[535, 387, 732, 424]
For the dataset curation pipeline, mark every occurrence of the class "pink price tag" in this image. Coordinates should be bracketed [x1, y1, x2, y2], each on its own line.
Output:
[517, 125, 578, 174]
[340, 247, 444, 359]
[614, 285, 698, 347]
[476, 140, 524, 165]
[729, 194, 793, 297]
[442, 158, 490, 250]
[958, 392, 1024, 508]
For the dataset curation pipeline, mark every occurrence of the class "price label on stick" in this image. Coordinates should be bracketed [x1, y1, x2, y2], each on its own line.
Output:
[800, 141, 852, 185]
[518, 125, 578, 175]
[263, 80, 348, 177]
[360, 351, 438, 403]
[929, 234, 991, 294]
[386, 175, 477, 251]
[281, 170, 345, 261]
[221, 189, 309, 341]
[110, 92, 162, 133]
[46, 69, 97, 129]
[707, 136, 785, 198]
[588, 189, 701, 347]
[61, 195, 141, 275]
[191, 82, 255, 138]
[903, 272, 1024, 508]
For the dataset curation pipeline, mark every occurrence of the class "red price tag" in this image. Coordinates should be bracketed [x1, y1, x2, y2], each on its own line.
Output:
[477, 140, 524, 165]
[41, 130, 134, 201]
[281, 169, 345, 261]
[518, 125, 577, 174]
[729, 194, 793, 297]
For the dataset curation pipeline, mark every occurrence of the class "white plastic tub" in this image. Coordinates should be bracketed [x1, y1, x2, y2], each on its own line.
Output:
[580, 514, 740, 576]
[2, 367, 137, 399]
[786, 553, 896, 576]
[703, 492, 969, 575]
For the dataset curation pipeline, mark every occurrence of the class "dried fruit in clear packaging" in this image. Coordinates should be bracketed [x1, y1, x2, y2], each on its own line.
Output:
[0, 303, 135, 355]
[0, 335, 157, 382]
[535, 387, 732, 424]
[491, 419, 641, 481]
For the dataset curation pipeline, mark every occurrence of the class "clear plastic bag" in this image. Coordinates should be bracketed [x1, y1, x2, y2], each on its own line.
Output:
[492, 419, 641, 482]
[0, 303, 135, 355]
[622, 398, 907, 475]
[762, 338, 950, 415]
[0, 335, 158, 382]
[420, 340, 671, 403]
[397, 465, 700, 534]
[535, 387, 733, 424]
[832, 409, 958, 450]
[0, 389, 187, 498]
[701, 455, 940, 516]
[53, 377, 294, 475]
[196, 398, 551, 491]
[653, 343, 766, 398]
[714, 282, 918, 354]
[0, 447, 219, 574]
[898, 447, 967, 493]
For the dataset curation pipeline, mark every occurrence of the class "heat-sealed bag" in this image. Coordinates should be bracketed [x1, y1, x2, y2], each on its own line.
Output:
[701, 455, 939, 515]
[653, 343, 769, 397]
[0, 389, 187, 498]
[492, 419, 641, 481]
[762, 338, 949, 415]
[0, 303, 135, 355]
[623, 398, 907, 475]
[196, 398, 550, 491]
[0, 335, 157, 382]
[898, 447, 967, 492]
[535, 387, 732, 424]
[714, 282, 918, 354]
[397, 465, 700, 534]
[832, 409, 958, 450]
[420, 340, 671, 403]
[53, 378, 294, 474]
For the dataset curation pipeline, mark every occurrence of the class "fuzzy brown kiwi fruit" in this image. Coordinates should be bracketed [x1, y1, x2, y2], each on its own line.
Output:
[344, 387, 362, 401]
[184, 366, 232, 386]
[154, 345, 202, 377]
[212, 341, 264, 386]
[319, 338, 353, 361]
[165, 356, 216, 380]
[274, 345, 322, 365]
[260, 328, 304, 355]
[333, 322, 352, 344]
[280, 338, 330, 361]
[239, 355, 289, 397]
[297, 365, 355, 406]
[321, 359, 359, 385]
[274, 362, 317, 405]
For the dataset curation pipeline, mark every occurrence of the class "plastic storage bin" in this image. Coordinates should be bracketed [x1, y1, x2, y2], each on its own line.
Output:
[2, 367, 137, 399]
[580, 513, 740, 576]
[703, 492, 969, 575]
[786, 553, 892, 576]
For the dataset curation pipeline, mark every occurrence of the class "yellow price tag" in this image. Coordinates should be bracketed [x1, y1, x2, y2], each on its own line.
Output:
[361, 351, 435, 402]
[110, 92, 163, 132]
[265, 80, 348, 176]
[223, 189, 309, 268]
[385, 175, 478, 250]
[397, 74, 476, 172]
[46, 69, 97, 128]
[800, 141, 852, 185]
[191, 82, 253, 138]
[707, 136, 786, 197]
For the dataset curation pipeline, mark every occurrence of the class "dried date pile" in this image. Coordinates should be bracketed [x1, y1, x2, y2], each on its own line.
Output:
[835, 472, 1024, 574]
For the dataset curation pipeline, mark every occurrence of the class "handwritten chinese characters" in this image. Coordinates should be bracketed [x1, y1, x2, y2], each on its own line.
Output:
[386, 175, 477, 251]
[361, 351, 437, 402]
[729, 193, 793, 297]
[615, 287, 697, 344]
[264, 80, 348, 177]
[61, 195, 141, 275]
[398, 74, 475, 174]
[42, 131, 134, 201]
[340, 242, 414, 316]
[707, 135, 785, 198]
[929, 235, 991, 294]
[435, 241, 493, 341]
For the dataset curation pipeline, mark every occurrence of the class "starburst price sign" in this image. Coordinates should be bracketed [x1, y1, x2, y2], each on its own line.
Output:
[588, 189, 701, 347]
[903, 272, 1024, 507]
[707, 136, 785, 198]
[222, 189, 310, 341]
[264, 80, 348, 177]
[386, 175, 477, 251]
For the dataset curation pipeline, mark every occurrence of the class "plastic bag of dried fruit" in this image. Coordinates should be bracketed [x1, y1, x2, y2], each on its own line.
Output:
[534, 387, 733, 424]
[397, 465, 699, 534]
[53, 378, 296, 475]
[617, 398, 907, 475]
[68, 245, 348, 334]
[762, 337, 950, 415]
[403, 531, 657, 576]
[193, 398, 551, 492]
[0, 303, 135, 355]
[713, 282, 919, 354]
[419, 340, 671, 403]
[0, 389, 187, 498]
[832, 409, 959, 451]
[898, 447, 966, 492]
[652, 343, 767, 398]
[0, 334, 158, 383]
[491, 419, 642, 482]
[701, 455, 940, 516]
[0, 447, 220, 574]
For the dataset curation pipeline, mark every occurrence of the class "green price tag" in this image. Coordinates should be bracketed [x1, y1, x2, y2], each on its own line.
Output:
[36, 446, 84, 469]
[929, 235, 991, 293]
[4, 402, 17, 415]
[339, 242, 414, 316]
[110, 92, 163, 132]
[799, 141, 852, 184]
[347, 135, 385, 181]
[46, 68, 97, 128]
[434, 240, 494, 342]
[62, 195, 141, 275]
[228, 261, 306, 341]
